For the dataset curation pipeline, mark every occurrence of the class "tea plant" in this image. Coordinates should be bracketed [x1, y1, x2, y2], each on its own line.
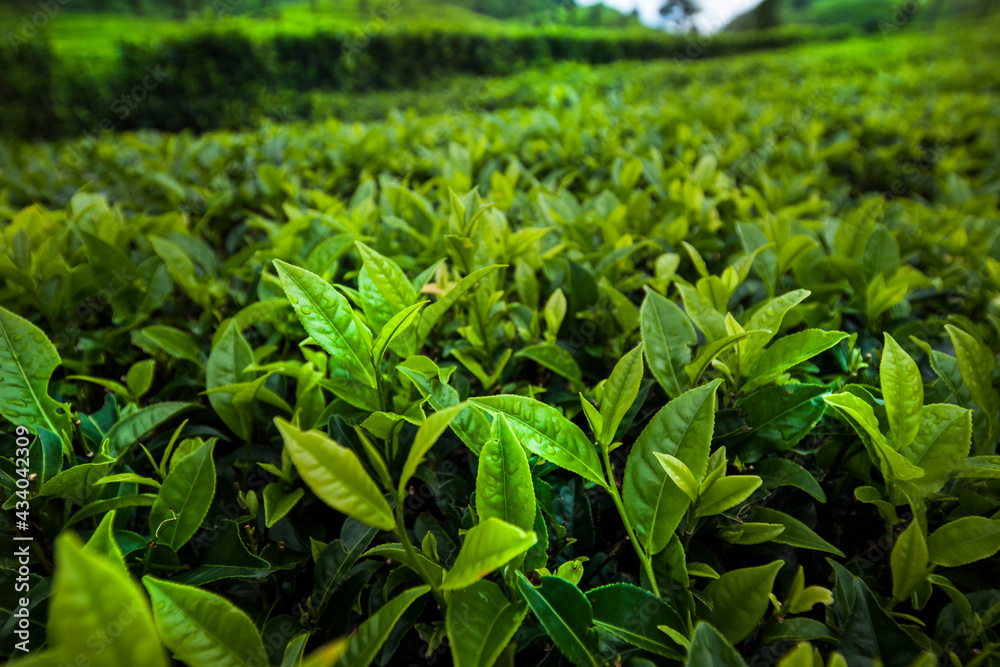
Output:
[1, 18, 1000, 667]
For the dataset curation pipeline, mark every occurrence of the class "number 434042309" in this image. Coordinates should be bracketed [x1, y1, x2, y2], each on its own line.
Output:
[13, 425, 33, 528]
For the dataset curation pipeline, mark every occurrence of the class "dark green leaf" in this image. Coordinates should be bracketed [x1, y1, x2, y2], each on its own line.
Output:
[515, 573, 600, 667]
[447, 580, 527, 667]
[702, 560, 782, 644]
[624, 380, 721, 556]
[149, 439, 216, 551]
[586, 583, 686, 659]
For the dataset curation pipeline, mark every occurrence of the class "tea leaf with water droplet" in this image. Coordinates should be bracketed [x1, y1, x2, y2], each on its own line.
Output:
[476, 414, 535, 532]
[881, 333, 923, 451]
[0, 305, 73, 444]
[274, 259, 376, 390]
[470, 395, 606, 487]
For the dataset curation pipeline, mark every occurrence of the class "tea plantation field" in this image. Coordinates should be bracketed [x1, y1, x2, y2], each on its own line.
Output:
[2, 18, 1000, 667]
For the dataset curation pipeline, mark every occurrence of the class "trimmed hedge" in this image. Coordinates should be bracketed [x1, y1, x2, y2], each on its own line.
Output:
[3, 23, 853, 138]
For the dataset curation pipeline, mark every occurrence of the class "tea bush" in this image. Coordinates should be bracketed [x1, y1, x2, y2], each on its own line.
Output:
[1, 20, 1000, 667]
[0, 21, 850, 138]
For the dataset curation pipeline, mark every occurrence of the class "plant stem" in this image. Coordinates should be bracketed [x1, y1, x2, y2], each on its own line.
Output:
[601, 447, 660, 598]
[683, 524, 695, 553]
[393, 498, 447, 613]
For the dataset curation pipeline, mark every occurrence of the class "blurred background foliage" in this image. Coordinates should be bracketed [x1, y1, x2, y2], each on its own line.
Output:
[0, 0, 992, 139]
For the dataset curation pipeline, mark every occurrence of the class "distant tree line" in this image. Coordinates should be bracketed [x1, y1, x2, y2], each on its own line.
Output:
[0, 0, 585, 21]
[469, 0, 576, 19]
[0, 0, 285, 20]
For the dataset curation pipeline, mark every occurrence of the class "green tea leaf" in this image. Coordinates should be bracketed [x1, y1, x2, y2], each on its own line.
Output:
[945, 324, 999, 448]
[477, 415, 536, 532]
[442, 518, 537, 591]
[862, 224, 901, 282]
[82, 509, 126, 567]
[399, 404, 463, 497]
[720, 522, 786, 545]
[516, 343, 583, 385]
[0, 305, 72, 441]
[624, 380, 721, 556]
[640, 287, 697, 399]
[105, 401, 198, 460]
[149, 438, 216, 551]
[302, 639, 349, 667]
[544, 288, 567, 335]
[751, 508, 844, 556]
[64, 494, 158, 528]
[126, 359, 156, 399]
[741, 289, 811, 370]
[139, 325, 205, 369]
[881, 333, 923, 450]
[515, 572, 600, 667]
[686, 330, 768, 385]
[362, 544, 445, 587]
[372, 301, 426, 362]
[753, 458, 826, 502]
[891, 520, 928, 601]
[654, 452, 700, 503]
[904, 403, 971, 496]
[743, 330, 848, 393]
[702, 560, 783, 644]
[96, 472, 161, 488]
[927, 517, 1000, 567]
[143, 575, 267, 667]
[579, 394, 604, 438]
[823, 392, 924, 483]
[685, 623, 748, 667]
[832, 563, 928, 667]
[355, 242, 417, 313]
[447, 580, 528, 667]
[337, 586, 430, 667]
[50, 534, 167, 667]
[312, 521, 379, 608]
[207, 319, 256, 440]
[732, 384, 829, 463]
[470, 395, 606, 487]
[67, 375, 131, 400]
[598, 342, 644, 446]
[173, 520, 270, 586]
[695, 475, 762, 518]
[275, 418, 394, 531]
[263, 483, 305, 528]
[274, 259, 376, 389]
[416, 265, 504, 342]
[586, 583, 686, 659]
[677, 282, 729, 343]
[150, 235, 205, 305]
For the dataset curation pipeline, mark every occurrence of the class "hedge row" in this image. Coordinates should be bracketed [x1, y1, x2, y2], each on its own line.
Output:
[2, 24, 853, 139]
